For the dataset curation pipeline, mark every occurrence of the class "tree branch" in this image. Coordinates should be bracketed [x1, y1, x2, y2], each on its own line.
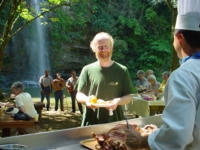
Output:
[10, 2, 71, 38]
[165, 0, 177, 13]
[0, 0, 6, 14]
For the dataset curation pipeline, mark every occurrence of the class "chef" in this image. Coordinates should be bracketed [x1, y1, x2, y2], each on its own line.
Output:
[125, 0, 200, 149]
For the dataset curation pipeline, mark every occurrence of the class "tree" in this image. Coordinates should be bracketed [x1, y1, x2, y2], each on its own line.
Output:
[0, 0, 73, 72]
[147, 0, 178, 72]
[51, 0, 172, 79]
[165, 0, 179, 72]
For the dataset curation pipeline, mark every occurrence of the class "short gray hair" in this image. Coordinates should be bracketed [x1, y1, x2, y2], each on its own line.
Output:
[148, 75, 156, 81]
[11, 81, 24, 92]
[146, 69, 154, 75]
[90, 32, 114, 52]
[137, 70, 145, 75]
[162, 71, 170, 77]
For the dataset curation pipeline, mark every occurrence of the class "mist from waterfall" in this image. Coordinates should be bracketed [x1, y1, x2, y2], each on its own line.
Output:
[27, 0, 50, 80]
[1, 0, 51, 87]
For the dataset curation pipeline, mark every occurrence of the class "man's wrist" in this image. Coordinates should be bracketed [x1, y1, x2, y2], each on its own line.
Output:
[113, 97, 121, 105]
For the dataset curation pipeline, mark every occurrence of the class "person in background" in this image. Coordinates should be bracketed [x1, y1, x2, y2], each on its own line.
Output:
[158, 71, 170, 93]
[145, 69, 154, 78]
[76, 32, 133, 126]
[52, 73, 65, 111]
[39, 70, 53, 111]
[66, 70, 83, 114]
[145, 69, 154, 87]
[11, 81, 38, 134]
[136, 70, 148, 93]
[146, 75, 160, 96]
[125, 0, 200, 149]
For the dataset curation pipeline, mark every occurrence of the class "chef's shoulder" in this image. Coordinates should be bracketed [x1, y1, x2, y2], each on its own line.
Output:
[168, 66, 196, 86]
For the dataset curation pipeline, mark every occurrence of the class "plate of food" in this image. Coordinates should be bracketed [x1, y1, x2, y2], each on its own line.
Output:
[90, 98, 113, 107]
[80, 123, 157, 150]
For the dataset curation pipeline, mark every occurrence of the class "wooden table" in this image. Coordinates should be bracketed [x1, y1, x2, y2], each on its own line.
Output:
[126, 95, 166, 117]
[0, 113, 36, 137]
[5, 100, 45, 121]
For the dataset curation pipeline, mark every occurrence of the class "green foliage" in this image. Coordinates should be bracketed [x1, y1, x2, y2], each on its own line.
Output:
[17, 2, 34, 21]
[1, 0, 174, 82]
[112, 39, 128, 61]
[48, 0, 173, 80]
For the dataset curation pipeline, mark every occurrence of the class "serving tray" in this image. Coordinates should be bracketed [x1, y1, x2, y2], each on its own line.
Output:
[80, 138, 97, 150]
[80, 138, 151, 150]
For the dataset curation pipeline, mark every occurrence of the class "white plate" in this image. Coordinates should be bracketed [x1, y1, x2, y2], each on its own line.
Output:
[92, 99, 113, 107]
[92, 103, 113, 107]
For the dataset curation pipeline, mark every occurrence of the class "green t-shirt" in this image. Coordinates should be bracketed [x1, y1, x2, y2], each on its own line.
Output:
[77, 61, 133, 126]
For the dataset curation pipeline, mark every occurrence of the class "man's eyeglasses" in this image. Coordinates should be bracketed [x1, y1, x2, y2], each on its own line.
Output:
[97, 45, 109, 51]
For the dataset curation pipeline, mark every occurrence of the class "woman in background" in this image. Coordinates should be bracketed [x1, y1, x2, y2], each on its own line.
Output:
[146, 75, 160, 96]
[135, 70, 148, 93]
[158, 71, 170, 93]
[11, 81, 38, 134]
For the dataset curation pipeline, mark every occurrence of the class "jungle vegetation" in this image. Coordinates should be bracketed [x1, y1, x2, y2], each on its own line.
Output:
[0, 0, 178, 96]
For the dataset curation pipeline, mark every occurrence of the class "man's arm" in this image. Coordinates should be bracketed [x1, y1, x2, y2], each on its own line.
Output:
[40, 83, 44, 91]
[115, 94, 132, 105]
[76, 92, 90, 105]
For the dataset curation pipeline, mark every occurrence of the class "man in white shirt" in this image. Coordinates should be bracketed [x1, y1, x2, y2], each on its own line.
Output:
[66, 70, 83, 114]
[39, 70, 53, 111]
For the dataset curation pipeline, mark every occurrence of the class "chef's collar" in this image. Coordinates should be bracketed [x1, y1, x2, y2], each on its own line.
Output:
[181, 51, 200, 64]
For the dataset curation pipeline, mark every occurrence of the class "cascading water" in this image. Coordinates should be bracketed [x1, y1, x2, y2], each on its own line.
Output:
[26, 0, 50, 81]
[1, 0, 51, 89]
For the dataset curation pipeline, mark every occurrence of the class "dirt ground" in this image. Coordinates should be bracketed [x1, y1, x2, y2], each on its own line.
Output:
[38, 107, 83, 132]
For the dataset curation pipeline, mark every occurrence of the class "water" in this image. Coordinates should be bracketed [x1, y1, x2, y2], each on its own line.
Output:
[0, 1, 51, 88]
[26, 0, 50, 78]
[2, 87, 41, 98]
[1, 87, 69, 98]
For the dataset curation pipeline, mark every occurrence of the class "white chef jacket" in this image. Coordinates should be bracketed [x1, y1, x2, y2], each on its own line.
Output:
[148, 59, 200, 150]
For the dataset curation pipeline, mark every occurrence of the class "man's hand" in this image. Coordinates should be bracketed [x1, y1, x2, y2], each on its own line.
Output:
[86, 95, 98, 109]
[41, 89, 45, 94]
[107, 98, 120, 111]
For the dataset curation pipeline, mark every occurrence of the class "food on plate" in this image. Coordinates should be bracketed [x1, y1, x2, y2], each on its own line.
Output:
[140, 124, 158, 137]
[90, 98, 113, 105]
[90, 97, 98, 104]
[91, 124, 158, 150]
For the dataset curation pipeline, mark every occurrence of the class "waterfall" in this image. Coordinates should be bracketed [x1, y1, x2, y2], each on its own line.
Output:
[1, 0, 51, 88]
[26, 0, 50, 80]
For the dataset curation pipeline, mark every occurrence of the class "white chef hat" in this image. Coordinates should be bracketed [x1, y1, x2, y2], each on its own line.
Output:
[175, 0, 200, 31]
